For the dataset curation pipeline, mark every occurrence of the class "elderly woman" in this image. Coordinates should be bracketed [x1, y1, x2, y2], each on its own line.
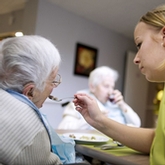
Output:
[0, 35, 75, 165]
[58, 66, 141, 129]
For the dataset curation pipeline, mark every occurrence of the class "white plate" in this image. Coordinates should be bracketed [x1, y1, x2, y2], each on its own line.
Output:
[62, 133, 110, 143]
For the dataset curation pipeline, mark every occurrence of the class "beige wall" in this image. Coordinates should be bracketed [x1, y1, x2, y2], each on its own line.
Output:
[0, 10, 24, 36]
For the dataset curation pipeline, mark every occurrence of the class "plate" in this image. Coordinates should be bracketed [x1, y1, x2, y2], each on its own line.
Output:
[62, 133, 110, 143]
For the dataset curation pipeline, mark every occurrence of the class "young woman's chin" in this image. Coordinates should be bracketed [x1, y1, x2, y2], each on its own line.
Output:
[145, 75, 164, 83]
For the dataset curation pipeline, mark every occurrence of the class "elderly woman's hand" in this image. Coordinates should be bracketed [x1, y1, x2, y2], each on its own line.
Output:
[112, 90, 127, 112]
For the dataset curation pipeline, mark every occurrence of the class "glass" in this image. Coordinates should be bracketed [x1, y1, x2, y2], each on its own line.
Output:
[52, 74, 62, 87]
[109, 94, 115, 103]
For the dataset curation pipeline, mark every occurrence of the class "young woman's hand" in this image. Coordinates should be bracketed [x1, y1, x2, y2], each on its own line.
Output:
[73, 93, 104, 127]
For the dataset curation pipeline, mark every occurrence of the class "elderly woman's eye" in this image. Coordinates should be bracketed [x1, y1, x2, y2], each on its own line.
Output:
[103, 85, 110, 88]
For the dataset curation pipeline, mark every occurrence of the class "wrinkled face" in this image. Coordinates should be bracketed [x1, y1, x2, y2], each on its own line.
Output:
[90, 76, 115, 104]
[32, 69, 58, 108]
[134, 22, 165, 82]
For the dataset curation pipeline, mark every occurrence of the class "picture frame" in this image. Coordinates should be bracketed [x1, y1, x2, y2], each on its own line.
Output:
[74, 43, 98, 77]
[0, 32, 15, 41]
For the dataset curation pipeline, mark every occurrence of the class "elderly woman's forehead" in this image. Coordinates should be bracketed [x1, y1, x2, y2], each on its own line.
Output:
[99, 74, 114, 82]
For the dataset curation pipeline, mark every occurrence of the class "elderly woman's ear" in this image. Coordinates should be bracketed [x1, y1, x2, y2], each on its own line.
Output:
[23, 83, 35, 99]
[89, 84, 95, 93]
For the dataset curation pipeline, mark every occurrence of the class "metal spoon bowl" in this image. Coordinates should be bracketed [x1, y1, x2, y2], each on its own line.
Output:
[48, 95, 74, 102]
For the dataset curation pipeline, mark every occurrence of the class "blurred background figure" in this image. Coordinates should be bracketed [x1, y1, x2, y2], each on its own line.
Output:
[58, 66, 141, 129]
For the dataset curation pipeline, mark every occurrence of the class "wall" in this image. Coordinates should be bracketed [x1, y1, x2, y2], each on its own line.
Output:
[123, 51, 149, 126]
[0, 0, 137, 128]
[0, 10, 23, 35]
[34, 0, 138, 128]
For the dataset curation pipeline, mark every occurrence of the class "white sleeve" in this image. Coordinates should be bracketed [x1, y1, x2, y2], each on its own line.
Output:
[122, 104, 141, 127]
[58, 102, 91, 130]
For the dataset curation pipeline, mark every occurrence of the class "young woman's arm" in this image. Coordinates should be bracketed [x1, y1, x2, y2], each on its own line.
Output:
[73, 93, 155, 153]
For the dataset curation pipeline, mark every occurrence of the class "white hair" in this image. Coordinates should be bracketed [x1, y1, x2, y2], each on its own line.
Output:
[0, 35, 61, 92]
[88, 66, 119, 87]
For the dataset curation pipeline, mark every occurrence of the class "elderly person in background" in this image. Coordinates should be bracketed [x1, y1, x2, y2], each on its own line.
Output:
[0, 35, 76, 165]
[58, 66, 141, 129]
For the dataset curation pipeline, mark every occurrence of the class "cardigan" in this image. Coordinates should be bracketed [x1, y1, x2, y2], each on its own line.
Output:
[0, 89, 61, 165]
[150, 86, 165, 165]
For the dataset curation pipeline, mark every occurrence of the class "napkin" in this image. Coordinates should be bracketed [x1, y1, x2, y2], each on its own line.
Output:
[43, 114, 76, 164]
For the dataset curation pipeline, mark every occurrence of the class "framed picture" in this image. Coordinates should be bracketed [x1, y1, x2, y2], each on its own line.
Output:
[0, 32, 15, 41]
[74, 43, 98, 77]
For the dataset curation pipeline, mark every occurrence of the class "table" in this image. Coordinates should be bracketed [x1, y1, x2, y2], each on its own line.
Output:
[56, 129, 149, 165]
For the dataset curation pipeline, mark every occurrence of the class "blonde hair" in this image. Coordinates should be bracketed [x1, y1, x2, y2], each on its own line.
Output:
[139, 4, 165, 29]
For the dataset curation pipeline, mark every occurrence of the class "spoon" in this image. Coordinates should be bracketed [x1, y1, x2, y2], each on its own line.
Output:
[94, 141, 124, 150]
[100, 143, 124, 150]
[48, 95, 74, 102]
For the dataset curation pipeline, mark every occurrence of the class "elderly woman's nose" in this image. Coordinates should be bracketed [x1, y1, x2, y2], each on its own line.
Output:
[108, 90, 114, 95]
